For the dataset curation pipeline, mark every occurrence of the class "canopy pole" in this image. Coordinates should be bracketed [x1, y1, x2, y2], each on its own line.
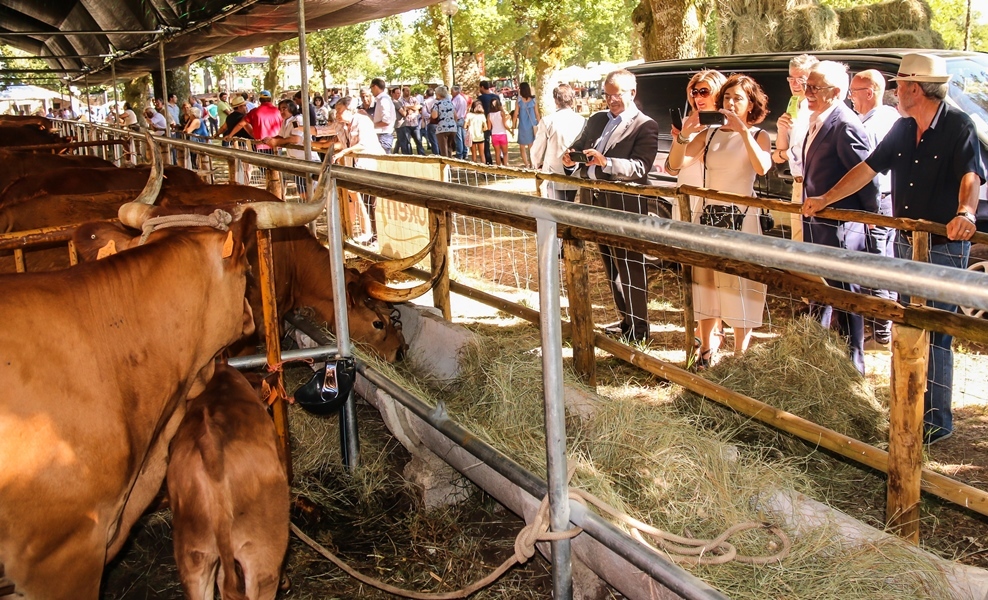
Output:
[297, 0, 313, 161]
[84, 73, 92, 121]
[158, 39, 173, 134]
[110, 62, 119, 124]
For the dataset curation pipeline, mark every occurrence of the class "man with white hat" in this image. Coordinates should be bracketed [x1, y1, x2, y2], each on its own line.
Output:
[803, 52, 985, 445]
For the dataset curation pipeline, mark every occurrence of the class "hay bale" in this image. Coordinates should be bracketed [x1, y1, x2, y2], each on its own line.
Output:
[836, 0, 932, 40]
[775, 3, 840, 51]
[833, 28, 945, 50]
[676, 317, 888, 454]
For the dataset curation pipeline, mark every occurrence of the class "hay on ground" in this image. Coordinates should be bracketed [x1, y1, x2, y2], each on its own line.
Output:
[677, 317, 888, 455]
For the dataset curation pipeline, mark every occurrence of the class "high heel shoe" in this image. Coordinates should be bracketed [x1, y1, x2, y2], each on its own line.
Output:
[695, 347, 713, 371]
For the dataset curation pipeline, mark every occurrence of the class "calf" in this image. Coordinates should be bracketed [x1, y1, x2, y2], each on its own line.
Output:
[167, 364, 289, 600]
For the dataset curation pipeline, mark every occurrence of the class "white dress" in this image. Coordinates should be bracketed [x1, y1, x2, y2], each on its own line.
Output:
[690, 128, 767, 329]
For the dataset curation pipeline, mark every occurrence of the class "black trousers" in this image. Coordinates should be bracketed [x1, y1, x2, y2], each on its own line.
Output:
[593, 192, 649, 337]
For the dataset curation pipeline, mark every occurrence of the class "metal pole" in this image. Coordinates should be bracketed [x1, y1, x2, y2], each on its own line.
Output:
[327, 175, 360, 469]
[537, 218, 572, 599]
[296, 0, 313, 164]
[158, 39, 173, 134]
[448, 15, 455, 87]
[110, 61, 120, 125]
[84, 73, 92, 122]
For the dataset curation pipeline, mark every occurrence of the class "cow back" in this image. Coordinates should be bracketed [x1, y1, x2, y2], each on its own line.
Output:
[0, 150, 114, 192]
[0, 166, 200, 205]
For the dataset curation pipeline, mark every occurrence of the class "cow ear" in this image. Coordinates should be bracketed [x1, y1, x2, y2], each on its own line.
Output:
[229, 209, 257, 261]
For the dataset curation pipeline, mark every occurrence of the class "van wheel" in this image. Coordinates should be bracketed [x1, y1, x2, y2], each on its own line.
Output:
[960, 260, 988, 319]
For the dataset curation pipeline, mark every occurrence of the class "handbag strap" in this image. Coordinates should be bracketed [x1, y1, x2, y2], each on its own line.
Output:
[700, 127, 750, 217]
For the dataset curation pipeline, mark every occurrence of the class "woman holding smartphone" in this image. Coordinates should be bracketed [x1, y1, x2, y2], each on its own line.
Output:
[667, 72, 772, 368]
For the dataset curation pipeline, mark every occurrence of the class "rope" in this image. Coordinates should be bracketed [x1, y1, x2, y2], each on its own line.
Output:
[138, 209, 232, 245]
[290, 469, 790, 598]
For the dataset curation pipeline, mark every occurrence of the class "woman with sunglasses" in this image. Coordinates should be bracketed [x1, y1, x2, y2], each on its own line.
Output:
[668, 72, 773, 369]
[665, 69, 726, 190]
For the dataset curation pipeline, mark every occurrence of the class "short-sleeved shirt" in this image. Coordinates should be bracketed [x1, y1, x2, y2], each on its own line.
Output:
[478, 92, 498, 115]
[215, 100, 232, 127]
[434, 99, 457, 134]
[866, 101, 985, 224]
[225, 111, 252, 139]
[244, 102, 283, 149]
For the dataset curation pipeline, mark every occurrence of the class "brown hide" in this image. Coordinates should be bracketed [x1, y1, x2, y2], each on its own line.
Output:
[72, 203, 408, 362]
[0, 124, 62, 148]
[0, 186, 281, 275]
[0, 150, 114, 191]
[167, 364, 288, 600]
[0, 165, 201, 205]
[0, 214, 256, 600]
[0, 115, 54, 131]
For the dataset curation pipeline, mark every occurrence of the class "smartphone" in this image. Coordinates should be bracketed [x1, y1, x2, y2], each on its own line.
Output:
[568, 151, 590, 163]
[698, 111, 725, 126]
[786, 95, 800, 119]
[669, 107, 683, 130]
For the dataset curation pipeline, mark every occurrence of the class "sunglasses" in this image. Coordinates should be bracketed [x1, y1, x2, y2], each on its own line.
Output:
[690, 87, 712, 98]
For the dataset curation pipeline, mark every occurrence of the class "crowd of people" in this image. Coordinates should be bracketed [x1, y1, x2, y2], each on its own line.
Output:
[546, 55, 980, 447]
[75, 57, 977, 446]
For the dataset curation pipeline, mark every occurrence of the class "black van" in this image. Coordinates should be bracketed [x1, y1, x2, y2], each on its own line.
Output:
[628, 49, 988, 234]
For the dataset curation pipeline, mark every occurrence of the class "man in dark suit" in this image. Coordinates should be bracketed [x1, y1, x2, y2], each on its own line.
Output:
[802, 60, 880, 374]
[563, 69, 659, 343]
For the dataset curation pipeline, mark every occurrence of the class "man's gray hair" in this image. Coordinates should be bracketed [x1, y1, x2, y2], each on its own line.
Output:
[812, 60, 850, 99]
[604, 69, 637, 90]
[917, 81, 948, 100]
[451, 85, 461, 93]
[435, 86, 449, 99]
[790, 54, 819, 72]
[554, 84, 575, 108]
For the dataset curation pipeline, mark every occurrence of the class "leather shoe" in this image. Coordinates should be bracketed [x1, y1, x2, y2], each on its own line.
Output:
[603, 322, 626, 336]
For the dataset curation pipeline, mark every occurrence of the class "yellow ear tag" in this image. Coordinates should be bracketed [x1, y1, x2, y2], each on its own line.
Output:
[96, 239, 117, 260]
[222, 231, 234, 258]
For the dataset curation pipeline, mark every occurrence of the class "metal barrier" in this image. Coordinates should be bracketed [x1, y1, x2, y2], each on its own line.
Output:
[11, 125, 988, 594]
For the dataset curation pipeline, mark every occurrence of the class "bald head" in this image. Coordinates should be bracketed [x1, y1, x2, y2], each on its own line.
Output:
[849, 69, 886, 115]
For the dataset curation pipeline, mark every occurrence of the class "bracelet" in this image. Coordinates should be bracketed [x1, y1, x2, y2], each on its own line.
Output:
[675, 132, 691, 145]
[956, 210, 977, 224]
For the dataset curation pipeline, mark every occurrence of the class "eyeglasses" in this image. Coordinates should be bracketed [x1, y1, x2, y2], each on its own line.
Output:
[690, 87, 712, 98]
[787, 76, 807, 85]
[603, 91, 631, 100]
[804, 84, 834, 94]
[849, 87, 873, 94]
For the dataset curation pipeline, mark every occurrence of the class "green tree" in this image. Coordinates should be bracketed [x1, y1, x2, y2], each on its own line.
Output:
[1, 45, 59, 91]
[304, 23, 372, 91]
[263, 42, 284, 95]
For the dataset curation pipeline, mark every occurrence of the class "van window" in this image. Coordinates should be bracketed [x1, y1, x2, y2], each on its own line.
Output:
[947, 57, 988, 146]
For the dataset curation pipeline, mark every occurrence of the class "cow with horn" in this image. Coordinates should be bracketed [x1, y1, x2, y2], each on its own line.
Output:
[0, 152, 328, 599]
[74, 137, 445, 362]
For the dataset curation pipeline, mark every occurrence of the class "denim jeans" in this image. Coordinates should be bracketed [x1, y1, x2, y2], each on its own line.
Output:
[405, 125, 425, 155]
[396, 126, 411, 154]
[377, 132, 394, 154]
[895, 236, 971, 434]
[864, 225, 897, 340]
[426, 124, 440, 155]
[455, 118, 466, 159]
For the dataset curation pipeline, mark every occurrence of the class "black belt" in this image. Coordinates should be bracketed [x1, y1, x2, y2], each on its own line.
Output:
[902, 230, 950, 246]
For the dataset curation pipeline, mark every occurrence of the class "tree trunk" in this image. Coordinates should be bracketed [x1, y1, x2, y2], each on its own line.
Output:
[124, 76, 151, 124]
[534, 19, 567, 120]
[426, 5, 453, 88]
[264, 42, 283, 96]
[633, 0, 713, 61]
[152, 67, 190, 104]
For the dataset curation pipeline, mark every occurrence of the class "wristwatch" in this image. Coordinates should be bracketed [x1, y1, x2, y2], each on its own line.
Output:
[956, 210, 977, 224]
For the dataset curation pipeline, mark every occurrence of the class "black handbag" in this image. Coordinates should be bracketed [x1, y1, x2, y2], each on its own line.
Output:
[700, 204, 747, 230]
[758, 209, 775, 232]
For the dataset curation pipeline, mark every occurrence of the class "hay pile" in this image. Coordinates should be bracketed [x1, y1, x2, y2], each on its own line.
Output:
[383, 324, 952, 599]
[678, 318, 888, 454]
[836, 0, 934, 40]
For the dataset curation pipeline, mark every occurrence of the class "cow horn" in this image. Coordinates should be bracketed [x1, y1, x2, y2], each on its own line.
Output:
[118, 132, 164, 227]
[249, 150, 333, 230]
[375, 228, 439, 278]
[365, 256, 447, 303]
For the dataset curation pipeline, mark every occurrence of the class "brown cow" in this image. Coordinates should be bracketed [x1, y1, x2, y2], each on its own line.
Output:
[0, 155, 327, 598]
[0, 165, 201, 205]
[167, 364, 289, 600]
[0, 214, 258, 600]
[0, 123, 63, 147]
[0, 115, 54, 131]
[0, 149, 114, 191]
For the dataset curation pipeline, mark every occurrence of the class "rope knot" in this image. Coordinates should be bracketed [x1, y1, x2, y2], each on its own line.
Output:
[139, 209, 233, 245]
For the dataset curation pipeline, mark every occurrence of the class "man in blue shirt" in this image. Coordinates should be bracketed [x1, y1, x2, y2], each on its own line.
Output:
[804, 52, 985, 444]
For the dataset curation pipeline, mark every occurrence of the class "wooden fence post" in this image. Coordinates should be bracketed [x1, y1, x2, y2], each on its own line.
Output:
[886, 231, 930, 543]
[564, 235, 596, 387]
[430, 209, 452, 320]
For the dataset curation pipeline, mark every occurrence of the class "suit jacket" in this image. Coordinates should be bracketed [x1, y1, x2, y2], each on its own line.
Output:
[571, 108, 659, 187]
[803, 102, 879, 213]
